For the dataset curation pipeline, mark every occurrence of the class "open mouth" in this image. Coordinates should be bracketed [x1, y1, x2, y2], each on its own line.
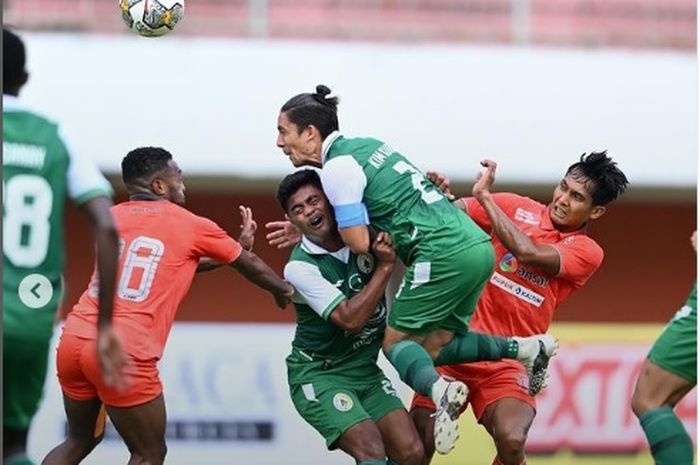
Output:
[552, 205, 567, 218]
[309, 214, 324, 228]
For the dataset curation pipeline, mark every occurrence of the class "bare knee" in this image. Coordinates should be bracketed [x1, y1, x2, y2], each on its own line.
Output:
[391, 437, 424, 465]
[354, 440, 385, 462]
[493, 429, 526, 464]
[69, 435, 103, 454]
[139, 442, 167, 465]
[426, 330, 455, 359]
[631, 390, 657, 418]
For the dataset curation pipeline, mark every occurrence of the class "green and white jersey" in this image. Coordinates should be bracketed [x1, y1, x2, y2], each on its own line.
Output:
[3, 95, 113, 340]
[284, 235, 387, 383]
[320, 131, 489, 264]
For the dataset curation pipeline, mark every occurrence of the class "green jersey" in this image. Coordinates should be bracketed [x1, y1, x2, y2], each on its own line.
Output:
[648, 282, 697, 383]
[3, 96, 112, 340]
[684, 283, 697, 311]
[284, 236, 386, 383]
[321, 132, 489, 263]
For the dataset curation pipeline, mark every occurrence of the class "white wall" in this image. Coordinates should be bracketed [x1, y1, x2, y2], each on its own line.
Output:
[17, 32, 697, 187]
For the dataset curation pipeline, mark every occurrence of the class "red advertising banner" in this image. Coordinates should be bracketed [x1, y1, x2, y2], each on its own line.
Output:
[528, 342, 696, 453]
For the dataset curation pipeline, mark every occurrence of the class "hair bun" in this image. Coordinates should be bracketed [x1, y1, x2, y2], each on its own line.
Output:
[315, 84, 331, 98]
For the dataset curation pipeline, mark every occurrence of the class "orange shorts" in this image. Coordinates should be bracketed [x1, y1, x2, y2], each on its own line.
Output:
[56, 332, 162, 408]
[411, 360, 535, 422]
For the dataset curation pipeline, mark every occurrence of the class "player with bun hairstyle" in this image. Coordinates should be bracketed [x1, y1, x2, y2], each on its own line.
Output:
[273, 84, 558, 455]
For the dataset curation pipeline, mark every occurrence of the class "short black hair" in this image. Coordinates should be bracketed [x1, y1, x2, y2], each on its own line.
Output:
[276, 169, 323, 213]
[566, 151, 629, 205]
[281, 84, 339, 139]
[121, 147, 173, 186]
[4, 28, 27, 91]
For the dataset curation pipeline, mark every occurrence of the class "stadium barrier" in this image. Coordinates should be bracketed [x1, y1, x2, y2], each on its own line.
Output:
[29, 322, 695, 465]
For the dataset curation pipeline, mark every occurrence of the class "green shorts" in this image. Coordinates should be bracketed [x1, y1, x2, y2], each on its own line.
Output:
[288, 370, 405, 449]
[389, 240, 494, 336]
[648, 302, 696, 384]
[3, 332, 51, 430]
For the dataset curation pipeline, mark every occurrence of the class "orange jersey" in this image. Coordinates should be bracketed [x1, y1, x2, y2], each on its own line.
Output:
[464, 193, 603, 336]
[63, 200, 242, 360]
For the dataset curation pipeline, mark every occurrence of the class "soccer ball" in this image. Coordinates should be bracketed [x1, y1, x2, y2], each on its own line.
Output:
[120, 0, 184, 37]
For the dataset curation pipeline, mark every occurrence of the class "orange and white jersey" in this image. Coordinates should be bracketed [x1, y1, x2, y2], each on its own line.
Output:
[63, 200, 242, 360]
[463, 193, 603, 336]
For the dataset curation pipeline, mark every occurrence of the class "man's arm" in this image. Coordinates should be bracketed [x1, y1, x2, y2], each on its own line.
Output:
[197, 205, 256, 273]
[230, 250, 294, 308]
[321, 156, 371, 254]
[338, 226, 370, 255]
[327, 232, 394, 333]
[77, 196, 127, 389]
[473, 160, 561, 275]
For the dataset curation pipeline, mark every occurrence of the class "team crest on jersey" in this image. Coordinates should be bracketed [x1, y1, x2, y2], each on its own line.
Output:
[333, 393, 354, 412]
[356, 253, 375, 274]
[348, 273, 364, 292]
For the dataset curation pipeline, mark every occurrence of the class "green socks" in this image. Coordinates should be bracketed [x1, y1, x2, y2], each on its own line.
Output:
[357, 460, 387, 465]
[434, 331, 518, 366]
[639, 407, 693, 465]
[385, 340, 440, 397]
[385, 334, 521, 395]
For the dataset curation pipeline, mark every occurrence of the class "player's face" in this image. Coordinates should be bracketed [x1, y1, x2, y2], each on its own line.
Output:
[276, 112, 322, 168]
[160, 160, 186, 206]
[550, 174, 605, 231]
[285, 185, 335, 238]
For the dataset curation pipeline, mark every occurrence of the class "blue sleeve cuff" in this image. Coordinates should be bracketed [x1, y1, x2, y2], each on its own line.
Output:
[335, 203, 369, 228]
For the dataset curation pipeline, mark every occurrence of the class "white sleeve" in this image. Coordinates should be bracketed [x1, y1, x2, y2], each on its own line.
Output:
[320, 156, 367, 206]
[284, 260, 346, 320]
[60, 127, 113, 204]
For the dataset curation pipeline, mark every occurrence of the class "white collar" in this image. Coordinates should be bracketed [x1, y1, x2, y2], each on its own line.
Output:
[300, 234, 350, 263]
[321, 131, 342, 165]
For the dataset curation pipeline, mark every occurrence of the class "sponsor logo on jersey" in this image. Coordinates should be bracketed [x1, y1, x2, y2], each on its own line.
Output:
[499, 252, 518, 272]
[514, 208, 539, 225]
[356, 253, 375, 274]
[333, 392, 354, 412]
[348, 302, 386, 349]
[490, 272, 544, 307]
[499, 253, 549, 288]
[515, 268, 549, 288]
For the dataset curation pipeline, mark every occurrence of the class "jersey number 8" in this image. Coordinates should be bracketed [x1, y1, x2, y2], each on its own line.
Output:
[117, 236, 165, 302]
[3, 175, 53, 268]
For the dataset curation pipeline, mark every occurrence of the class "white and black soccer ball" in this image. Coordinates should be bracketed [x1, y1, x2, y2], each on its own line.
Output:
[120, 0, 184, 37]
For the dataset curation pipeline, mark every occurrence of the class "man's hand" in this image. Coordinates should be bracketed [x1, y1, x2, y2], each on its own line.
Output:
[265, 220, 301, 249]
[472, 159, 498, 202]
[238, 205, 257, 252]
[273, 283, 295, 309]
[372, 232, 396, 266]
[97, 325, 129, 391]
[426, 171, 456, 201]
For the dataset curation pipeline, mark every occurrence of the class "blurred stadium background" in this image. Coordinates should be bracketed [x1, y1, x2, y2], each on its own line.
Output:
[4, 0, 696, 464]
